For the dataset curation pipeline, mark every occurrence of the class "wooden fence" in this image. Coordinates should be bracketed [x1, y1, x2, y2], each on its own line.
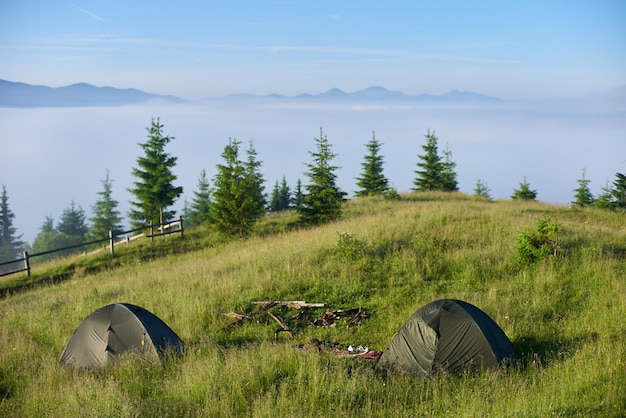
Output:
[0, 216, 184, 278]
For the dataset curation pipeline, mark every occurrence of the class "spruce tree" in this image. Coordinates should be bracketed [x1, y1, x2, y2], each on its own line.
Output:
[573, 168, 594, 207]
[128, 118, 183, 229]
[412, 129, 442, 191]
[594, 179, 615, 209]
[210, 139, 266, 236]
[269, 176, 291, 212]
[31, 203, 89, 261]
[473, 179, 492, 200]
[278, 177, 292, 210]
[355, 132, 389, 196]
[186, 169, 212, 229]
[298, 128, 346, 225]
[269, 181, 282, 212]
[511, 176, 538, 201]
[0, 185, 23, 266]
[243, 141, 267, 219]
[58, 201, 89, 241]
[31, 216, 62, 261]
[292, 179, 305, 209]
[611, 172, 626, 210]
[88, 170, 123, 241]
[440, 144, 459, 192]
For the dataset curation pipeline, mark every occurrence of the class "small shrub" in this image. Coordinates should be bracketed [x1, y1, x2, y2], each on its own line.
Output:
[334, 233, 366, 261]
[516, 215, 563, 263]
[383, 187, 401, 200]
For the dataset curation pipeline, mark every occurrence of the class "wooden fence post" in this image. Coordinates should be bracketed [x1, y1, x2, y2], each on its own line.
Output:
[179, 215, 184, 239]
[23, 251, 31, 277]
[109, 230, 115, 255]
[150, 221, 154, 242]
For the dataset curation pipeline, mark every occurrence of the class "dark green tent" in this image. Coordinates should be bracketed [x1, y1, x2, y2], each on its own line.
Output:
[59, 303, 183, 368]
[376, 299, 519, 377]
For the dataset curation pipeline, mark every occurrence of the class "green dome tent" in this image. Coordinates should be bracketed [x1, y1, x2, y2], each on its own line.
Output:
[376, 299, 520, 377]
[59, 303, 183, 368]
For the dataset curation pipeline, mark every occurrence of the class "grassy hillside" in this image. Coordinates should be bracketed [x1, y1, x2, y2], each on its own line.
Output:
[1, 193, 624, 417]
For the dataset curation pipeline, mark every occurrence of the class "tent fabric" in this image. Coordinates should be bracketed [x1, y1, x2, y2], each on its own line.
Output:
[376, 299, 519, 377]
[59, 303, 183, 368]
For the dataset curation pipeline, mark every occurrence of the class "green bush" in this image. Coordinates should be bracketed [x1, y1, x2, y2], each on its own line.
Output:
[334, 232, 366, 261]
[516, 215, 563, 263]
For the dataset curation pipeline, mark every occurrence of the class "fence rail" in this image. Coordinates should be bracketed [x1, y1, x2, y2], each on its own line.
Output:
[0, 216, 183, 278]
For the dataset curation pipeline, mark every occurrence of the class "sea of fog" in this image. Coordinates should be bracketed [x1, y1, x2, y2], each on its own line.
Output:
[1, 99, 624, 245]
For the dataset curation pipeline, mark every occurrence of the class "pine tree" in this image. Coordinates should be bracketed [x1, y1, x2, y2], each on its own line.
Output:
[181, 198, 191, 227]
[511, 176, 538, 201]
[0, 185, 24, 266]
[292, 179, 305, 209]
[210, 139, 266, 236]
[269, 176, 291, 212]
[128, 118, 183, 229]
[594, 179, 615, 209]
[31, 216, 62, 261]
[573, 168, 594, 207]
[279, 177, 292, 210]
[473, 179, 492, 200]
[355, 132, 389, 196]
[88, 170, 123, 241]
[39, 216, 55, 233]
[32, 203, 89, 261]
[57, 201, 89, 244]
[186, 169, 212, 229]
[611, 172, 626, 210]
[440, 144, 459, 192]
[269, 181, 282, 212]
[243, 141, 267, 219]
[413, 129, 442, 191]
[298, 128, 346, 225]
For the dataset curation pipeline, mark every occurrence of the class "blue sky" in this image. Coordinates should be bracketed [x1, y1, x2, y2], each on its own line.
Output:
[1, 0, 624, 99]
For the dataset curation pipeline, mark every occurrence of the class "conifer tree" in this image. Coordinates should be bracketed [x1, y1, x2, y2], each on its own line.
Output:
[210, 139, 266, 236]
[473, 179, 492, 200]
[440, 144, 459, 192]
[32, 203, 89, 261]
[88, 170, 123, 241]
[292, 179, 305, 209]
[298, 128, 346, 225]
[181, 198, 191, 224]
[128, 118, 183, 229]
[269, 176, 291, 212]
[0, 185, 23, 266]
[511, 176, 538, 201]
[186, 169, 212, 229]
[412, 129, 442, 191]
[269, 181, 282, 212]
[58, 201, 89, 241]
[355, 132, 389, 196]
[243, 141, 267, 218]
[573, 168, 594, 207]
[39, 216, 55, 234]
[611, 172, 626, 210]
[594, 179, 615, 209]
[31, 216, 63, 261]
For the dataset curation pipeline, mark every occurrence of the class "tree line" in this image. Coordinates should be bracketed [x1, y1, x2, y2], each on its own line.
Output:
[1, 118, 625, 268]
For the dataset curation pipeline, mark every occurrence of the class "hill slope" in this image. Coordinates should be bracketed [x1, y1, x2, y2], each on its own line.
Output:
[0, 194, 624, 417]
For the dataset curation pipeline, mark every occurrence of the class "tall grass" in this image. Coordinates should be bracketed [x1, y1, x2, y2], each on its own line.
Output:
[1, 193, 624, 417]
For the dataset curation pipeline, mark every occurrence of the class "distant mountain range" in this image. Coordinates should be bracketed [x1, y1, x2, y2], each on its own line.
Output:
[0, 79, 504, 108]
[1, 79, 624, 108]
[0, 79, 185, 107]
[214, 85, 502, 103]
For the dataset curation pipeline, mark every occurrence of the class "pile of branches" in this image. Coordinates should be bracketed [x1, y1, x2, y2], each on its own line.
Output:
[222, 301, 374, 338]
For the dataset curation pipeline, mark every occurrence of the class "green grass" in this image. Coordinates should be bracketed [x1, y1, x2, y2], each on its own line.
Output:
[1, 193, 624, 417]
